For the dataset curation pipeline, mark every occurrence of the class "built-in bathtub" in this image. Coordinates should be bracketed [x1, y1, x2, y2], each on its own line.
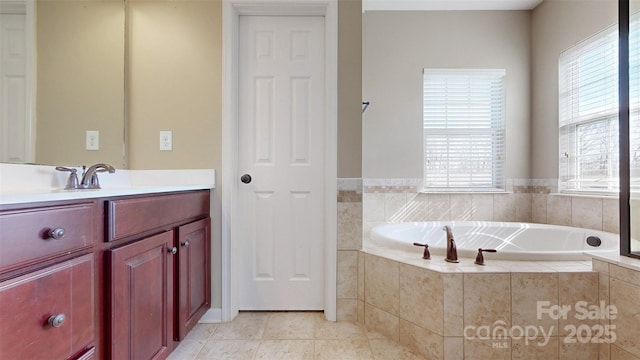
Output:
[358, 221, 634, 359]
[367, 221, 619, 261]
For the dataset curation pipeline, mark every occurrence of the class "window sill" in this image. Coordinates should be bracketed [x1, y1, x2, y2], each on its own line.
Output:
[558, 191, 640, 199]
[556, 191, 619, 199]
[419, 188, 508, 195]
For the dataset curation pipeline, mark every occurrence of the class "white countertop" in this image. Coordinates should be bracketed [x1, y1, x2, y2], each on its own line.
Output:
[0, 164, 215, 205]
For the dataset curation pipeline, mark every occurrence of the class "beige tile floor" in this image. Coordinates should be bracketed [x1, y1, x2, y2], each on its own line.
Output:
[168, 312, 427, 360]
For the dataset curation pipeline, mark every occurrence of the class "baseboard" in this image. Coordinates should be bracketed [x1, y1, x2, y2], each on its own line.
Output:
[198, 308, 222, 323]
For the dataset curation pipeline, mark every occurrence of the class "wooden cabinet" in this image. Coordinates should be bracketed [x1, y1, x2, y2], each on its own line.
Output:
[177, 218, 211, 340]
[0, 254, 95, 360]
[0, 202, 95, 276]
[108, 231, 174, 360]
[0, 200, 97, 360]
[106, 191, 210, 242]
[0, 190, 210, 360]
[104, 190, 211, 359]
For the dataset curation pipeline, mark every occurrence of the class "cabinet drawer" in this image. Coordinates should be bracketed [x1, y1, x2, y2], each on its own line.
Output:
[0, 254, 94, 360]
[107, 191, 209, 241]
[0, 203, 95, 273]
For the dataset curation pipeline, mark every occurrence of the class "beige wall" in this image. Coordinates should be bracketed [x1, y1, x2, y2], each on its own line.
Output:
[362, 11, 531, 179]
[127, 0, 223, 307]
[36, 0, 125, 167]
[127, 0, 220, 170]
[338, 0, 362, 178]
[530, 0, 617, 179]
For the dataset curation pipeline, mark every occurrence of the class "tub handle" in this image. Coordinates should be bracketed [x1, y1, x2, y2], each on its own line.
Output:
[475, 248, 497, 266]
[413, 242, 431, 260]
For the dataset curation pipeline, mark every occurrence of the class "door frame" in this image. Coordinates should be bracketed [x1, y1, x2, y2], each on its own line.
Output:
[221, 0, 337, 322]
[0, 0, 36, 163]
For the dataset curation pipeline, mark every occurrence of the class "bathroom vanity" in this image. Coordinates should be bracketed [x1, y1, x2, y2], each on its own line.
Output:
[0, 199, 98, 359]
[0, 171, 213, 360]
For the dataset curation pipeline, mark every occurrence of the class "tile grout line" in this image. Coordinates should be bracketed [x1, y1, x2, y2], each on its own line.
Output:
[174, 313, 430, 359]
[190, 323, 218, 360]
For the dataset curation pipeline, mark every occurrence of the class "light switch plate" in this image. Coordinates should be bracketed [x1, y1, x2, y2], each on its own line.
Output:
[160, 131, 172, 151]
[86, 130, 99, 150]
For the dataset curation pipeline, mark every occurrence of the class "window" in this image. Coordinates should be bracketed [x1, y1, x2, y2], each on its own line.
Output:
[422, 69, 506, 191]
[559, 14, 640, 193]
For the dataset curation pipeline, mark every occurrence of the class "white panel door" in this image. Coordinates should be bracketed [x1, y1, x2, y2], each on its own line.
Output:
[238, 15, 325, 310]
[0, 11, 31, 163]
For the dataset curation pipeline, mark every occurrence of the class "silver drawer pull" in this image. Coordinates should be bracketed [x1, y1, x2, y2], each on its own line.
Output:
[48, 227, 66, 240]
[48, 313, 66, 328]
[168, 247, 178, 255]
[181, 241, 190, 248]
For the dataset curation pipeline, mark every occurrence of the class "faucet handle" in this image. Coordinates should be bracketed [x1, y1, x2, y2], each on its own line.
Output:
[55, 167, 79, 190]
[474, 248, 497, 265]
[89, 172, 101, 189]
[413, 242, 431, 260]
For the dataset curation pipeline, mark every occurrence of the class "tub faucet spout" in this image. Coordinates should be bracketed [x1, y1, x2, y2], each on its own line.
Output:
[443, 225, 459, 263]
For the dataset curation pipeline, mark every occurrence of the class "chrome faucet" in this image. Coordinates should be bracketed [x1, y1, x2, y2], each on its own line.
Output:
[80, 163, 115, 189]
[443, 225, 459, 263]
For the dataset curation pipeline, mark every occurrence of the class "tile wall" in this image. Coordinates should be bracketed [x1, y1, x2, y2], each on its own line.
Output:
[362, 178, 620, 239]
[357, 251, 640, 359]
[337, 179, 363, 321]
[351, 178, 640, 359]
[592, 259, 640, 360]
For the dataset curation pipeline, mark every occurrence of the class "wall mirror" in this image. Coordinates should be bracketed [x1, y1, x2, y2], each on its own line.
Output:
[0, 0, 125, 168]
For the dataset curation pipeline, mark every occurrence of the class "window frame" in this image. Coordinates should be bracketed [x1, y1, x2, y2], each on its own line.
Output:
[619, 1, 639, 259]
[422, 68, 507, 192]
[559, 11, 640, 196]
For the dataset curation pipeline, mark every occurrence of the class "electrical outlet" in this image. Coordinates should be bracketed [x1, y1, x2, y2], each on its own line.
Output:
[86, 130, 99, 150]
[160, 131, 172, 151]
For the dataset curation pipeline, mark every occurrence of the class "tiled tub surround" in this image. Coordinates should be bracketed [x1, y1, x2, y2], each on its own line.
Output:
[363, 178, 620, 238]
[592, 257, 640, 360]
[337, 178, 363, 322]
[358, 247, 640, 360]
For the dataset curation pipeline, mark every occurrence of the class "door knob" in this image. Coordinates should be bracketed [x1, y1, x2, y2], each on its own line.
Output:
[240, 174, 252, 184]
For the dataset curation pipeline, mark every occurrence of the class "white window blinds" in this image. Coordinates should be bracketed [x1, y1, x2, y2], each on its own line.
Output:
[559, 14, 640, 193]
[423, 69, 506, 191]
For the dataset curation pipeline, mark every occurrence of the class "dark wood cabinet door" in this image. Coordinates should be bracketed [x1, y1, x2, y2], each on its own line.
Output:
[0, 254, 94, 360]
[177, 218, 211, 340]
[108, 231, 174, 360]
